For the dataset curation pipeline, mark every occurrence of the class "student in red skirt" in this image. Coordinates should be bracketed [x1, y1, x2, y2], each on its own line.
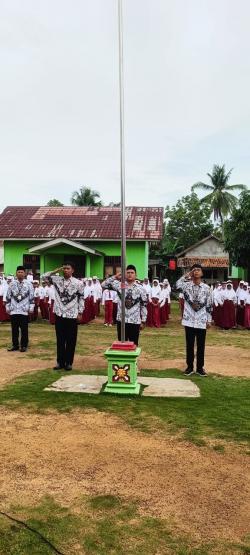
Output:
[221, 281, 237, 329]
[151, 279, 161, 328]
[244, 285, 250, 329]
[142, 278, 153, 327]
[159, 283, 167, 325]
[236, 281, 247, 327]
[102, 287, 116, 326]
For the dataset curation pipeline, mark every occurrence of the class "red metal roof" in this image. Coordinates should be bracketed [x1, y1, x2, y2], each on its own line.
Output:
[0, 206, 164, 241]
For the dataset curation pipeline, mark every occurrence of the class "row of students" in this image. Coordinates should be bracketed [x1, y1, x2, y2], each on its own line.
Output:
[212, 280, 250, 329]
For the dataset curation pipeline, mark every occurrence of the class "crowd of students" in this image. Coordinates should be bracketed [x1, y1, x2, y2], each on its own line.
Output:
[1, 272, 250, 331]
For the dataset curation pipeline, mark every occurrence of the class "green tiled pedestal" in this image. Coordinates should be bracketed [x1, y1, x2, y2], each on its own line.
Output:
[104, 346, 141, 395]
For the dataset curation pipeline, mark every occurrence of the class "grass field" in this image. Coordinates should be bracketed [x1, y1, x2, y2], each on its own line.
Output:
[0, 303, 249, 554]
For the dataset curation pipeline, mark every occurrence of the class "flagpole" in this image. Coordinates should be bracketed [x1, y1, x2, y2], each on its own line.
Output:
[118, 0, 126, 342]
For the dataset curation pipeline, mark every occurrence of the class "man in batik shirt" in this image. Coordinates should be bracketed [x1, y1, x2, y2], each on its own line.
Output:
[5, 265, 34, 352]
[176, 264, 212, 376]
[42, 261, 84, 370]
[102, 264, 147, 346]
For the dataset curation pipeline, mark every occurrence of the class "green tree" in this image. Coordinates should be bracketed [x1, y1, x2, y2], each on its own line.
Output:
[71, 187, 102, 207]
[47, 199, 64, 206]
[192, 164, 247, 224]
[224, 190, 250, 278]
[163, 192, 214, 255]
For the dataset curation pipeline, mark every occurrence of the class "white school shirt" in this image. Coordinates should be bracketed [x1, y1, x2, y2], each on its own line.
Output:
[142, 283, 152, 298]
[159, 289, 166, 307]
[102, 289, 117, 304]
[213, 288, 223, 307]
[245, 291, 250, 305]
[224, 288, 237, 303]
[237, 289, 247, 304]
[38, 286, 45, 299]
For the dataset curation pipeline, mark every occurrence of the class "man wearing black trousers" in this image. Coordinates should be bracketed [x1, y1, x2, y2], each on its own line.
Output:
[42, 262, 84, 371]
[5, 266, 34, 352]
[176, 264, 212, 376]
[102, 265, 147, 346]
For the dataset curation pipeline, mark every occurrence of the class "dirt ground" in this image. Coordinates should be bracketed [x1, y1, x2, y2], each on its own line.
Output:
[0, 342, 248, 390]
[0, 407, 249, 544]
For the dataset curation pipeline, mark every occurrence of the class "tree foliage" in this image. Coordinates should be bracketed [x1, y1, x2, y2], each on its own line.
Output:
[71, 187, 102, 207]
[224, 191, 250, 273]
[150, 193, 214, 259]
[47, 199, 64, 206]
[192, 164, 247, 224]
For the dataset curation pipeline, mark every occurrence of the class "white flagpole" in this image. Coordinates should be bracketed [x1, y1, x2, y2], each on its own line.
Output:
[118, 0, 126, 342]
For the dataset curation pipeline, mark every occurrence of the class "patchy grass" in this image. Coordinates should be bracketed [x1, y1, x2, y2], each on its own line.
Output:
[0, 367, 249, 446]
[0, 495, 249, 555]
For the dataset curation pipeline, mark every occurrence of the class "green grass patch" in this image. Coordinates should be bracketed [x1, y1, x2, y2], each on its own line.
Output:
[0, 495, 249, 555]
[0, 368, 249, 445]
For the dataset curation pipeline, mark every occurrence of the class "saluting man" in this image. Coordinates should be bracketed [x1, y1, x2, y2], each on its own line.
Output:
[5, 265, 34, 352]
[176, 264, 212, 376]
[42, 262, 84, 370]
[102, 264, 147, 346]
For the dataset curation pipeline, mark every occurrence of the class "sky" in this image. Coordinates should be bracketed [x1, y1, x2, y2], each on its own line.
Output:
[1, 0, 250, 212]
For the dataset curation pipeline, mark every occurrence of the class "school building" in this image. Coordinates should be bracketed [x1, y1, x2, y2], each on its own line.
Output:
[0, 205, 164, 279]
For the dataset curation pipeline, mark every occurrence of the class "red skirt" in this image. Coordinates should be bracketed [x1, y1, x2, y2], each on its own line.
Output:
[160, 305, 167, 325]
[104, 300, 113, 324]
[146, 301, 153, 327]
[152, 301, 160, 328]
[236, 301, 245, 326]
[165, 301, 170, 321]
[244, 305, 250, 328]
[222, 300, 236, 329]
[81, 297, 90, 324]
[0, 296, 8, 321]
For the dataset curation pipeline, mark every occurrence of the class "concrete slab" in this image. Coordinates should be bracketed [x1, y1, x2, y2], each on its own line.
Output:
[140, 377, 200, 397]
[45, 374, 107, 394]
[45, 375, 200, 397]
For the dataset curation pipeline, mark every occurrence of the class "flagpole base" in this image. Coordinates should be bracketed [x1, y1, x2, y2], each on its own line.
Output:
[104, 343, 141, 395]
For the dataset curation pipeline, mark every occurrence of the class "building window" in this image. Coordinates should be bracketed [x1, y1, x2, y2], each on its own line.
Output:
[23, 255, 40, 278]
[104, 256, 121, 277]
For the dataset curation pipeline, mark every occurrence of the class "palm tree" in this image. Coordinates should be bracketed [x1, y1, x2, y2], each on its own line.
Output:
[192, 165, 247, 224]
[71, 187, 103, 207]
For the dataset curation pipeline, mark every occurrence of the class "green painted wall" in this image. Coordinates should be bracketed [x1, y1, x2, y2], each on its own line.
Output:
[231, 265, 247, 280]
[4, 240, 149, 279]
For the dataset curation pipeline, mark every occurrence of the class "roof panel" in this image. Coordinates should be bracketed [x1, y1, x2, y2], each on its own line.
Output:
[0, 206, 164, 240]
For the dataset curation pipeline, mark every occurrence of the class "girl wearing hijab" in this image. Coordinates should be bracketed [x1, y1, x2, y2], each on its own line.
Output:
[151, 279, 161, 328]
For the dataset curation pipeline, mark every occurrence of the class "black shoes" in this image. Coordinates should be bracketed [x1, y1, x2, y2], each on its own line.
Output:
[196, 368, 208, 377]
[64, 364, 72, 371]
[20, 347, 27, 352]
[53, 363, 72, 371]
[7, 346, 19, 352]
[183, 367, 194, 376]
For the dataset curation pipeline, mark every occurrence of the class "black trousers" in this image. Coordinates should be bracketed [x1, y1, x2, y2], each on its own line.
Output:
[185, 326, 206, 370]
[55, 316, 78, 366]
[11, 315, 29, 349]
[117, 322, 140, 346]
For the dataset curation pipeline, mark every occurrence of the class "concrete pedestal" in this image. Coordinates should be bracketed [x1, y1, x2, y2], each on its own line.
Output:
[104, 346, 141, 395]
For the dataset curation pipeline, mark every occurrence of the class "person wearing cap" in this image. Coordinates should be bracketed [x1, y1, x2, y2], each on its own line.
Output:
[176, 264, 212, 376]
[102, 264, 147, 345]
[5, 265, 35, 352]
[41, 262, 84, 370]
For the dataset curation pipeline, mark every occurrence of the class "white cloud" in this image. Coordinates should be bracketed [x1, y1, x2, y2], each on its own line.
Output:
[0, 0, 249, 212]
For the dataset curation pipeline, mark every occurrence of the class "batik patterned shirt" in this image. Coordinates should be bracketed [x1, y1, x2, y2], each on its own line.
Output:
[5, 279, 35, 316]
[102, 277, 147, 324]
[42, 274, 84, 319]
[176, 276, 212, 329]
